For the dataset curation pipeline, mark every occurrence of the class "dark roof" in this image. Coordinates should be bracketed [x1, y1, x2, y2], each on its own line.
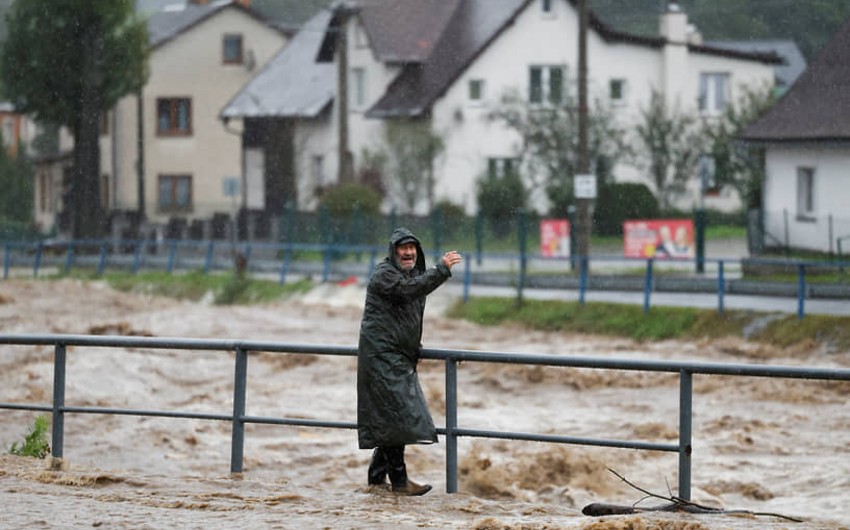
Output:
[368, 0, 528, 118]
[145, 0, 283, 50]
[367, 0, 780, 118]
[742, 17, 850, 143]
[221, 9, 335, 118]
[706, 40, 806, 88]
[358, 0, 462, 63]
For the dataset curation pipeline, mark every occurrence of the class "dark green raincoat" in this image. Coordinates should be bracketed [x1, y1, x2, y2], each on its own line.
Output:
[357, 227, 452, 449]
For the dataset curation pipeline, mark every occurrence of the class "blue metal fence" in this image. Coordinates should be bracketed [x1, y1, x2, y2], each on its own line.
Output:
[3, 239, 850, 318]
[2, 333, 849, 499]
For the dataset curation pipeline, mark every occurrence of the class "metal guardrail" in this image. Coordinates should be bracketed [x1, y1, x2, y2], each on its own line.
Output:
[2, 333, 849, 499]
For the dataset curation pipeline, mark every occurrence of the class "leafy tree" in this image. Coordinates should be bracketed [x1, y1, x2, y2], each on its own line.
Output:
[0, 0, 148, 238]
[380, 119, 444, 214]
[488, 85, 629, 217]
[701, 85, 776, 209]
[634, 91, 703, 209]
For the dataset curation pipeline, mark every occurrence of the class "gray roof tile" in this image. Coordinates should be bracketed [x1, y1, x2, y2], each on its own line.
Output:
[221, 9, 335, 118]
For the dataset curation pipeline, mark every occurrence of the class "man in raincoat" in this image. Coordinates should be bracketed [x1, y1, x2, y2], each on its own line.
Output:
[357, 227, 462, 495]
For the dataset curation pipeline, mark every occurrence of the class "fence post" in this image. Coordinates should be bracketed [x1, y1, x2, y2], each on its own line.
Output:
[445, 358, 458, 493]
[97, 242, 108, 276]
[475, 210, 483, 266]
[678, 370, 693, 501]
[783, 209, 789, 249]
[204, 242, 214, 274]
[643, 259, 654, 314]
[717, 260, 725, 315]
[828, 214, 834, 256]
[52, 343, 67, 459]
[64, 243, 74, 273]
[797, 264, 806, 320]
[33, 242, 43, 278]
[167, 242, 177, 274]
[230, 346, 248, 473]
[3, 243, 10, 279]
[463, 257, 471, 303]
[578, 256, 589, 305]
[279, 245, 291, 286]
[133, 241, 142, 274]
[517, 209, 527, 306]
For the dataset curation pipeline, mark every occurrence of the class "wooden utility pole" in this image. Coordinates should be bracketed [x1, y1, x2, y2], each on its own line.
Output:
[336, 4, 354, 183]
[576, 0, 591, 260]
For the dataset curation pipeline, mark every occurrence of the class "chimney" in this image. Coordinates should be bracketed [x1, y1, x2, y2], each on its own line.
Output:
[235, 0, 251, 6]
[660, 1, 689, 109]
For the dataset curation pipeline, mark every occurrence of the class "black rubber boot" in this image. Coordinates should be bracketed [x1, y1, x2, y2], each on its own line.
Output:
[367, 447, 388, 485]
[385, 445, 431, 496]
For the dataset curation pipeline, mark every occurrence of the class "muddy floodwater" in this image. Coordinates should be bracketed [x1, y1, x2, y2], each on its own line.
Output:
[1, 279, 848, 529]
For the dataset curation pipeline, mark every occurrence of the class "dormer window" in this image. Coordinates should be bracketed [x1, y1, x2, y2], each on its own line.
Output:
[223, 34, 243, 64]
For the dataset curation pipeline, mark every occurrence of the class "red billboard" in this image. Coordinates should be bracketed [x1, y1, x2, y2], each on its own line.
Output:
[540, 219, 570, 257]
[623, 219, 694, 259]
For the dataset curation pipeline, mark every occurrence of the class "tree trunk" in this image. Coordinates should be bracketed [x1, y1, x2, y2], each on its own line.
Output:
[71, 20, 105, 239]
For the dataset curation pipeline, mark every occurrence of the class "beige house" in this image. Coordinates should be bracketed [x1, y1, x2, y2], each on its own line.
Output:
[35, 0, 288, 238]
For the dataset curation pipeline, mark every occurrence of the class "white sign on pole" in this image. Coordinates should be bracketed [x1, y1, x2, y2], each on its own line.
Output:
[574, 173, 597, 199]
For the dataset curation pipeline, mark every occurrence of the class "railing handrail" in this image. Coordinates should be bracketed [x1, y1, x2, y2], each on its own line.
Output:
[2, 332, 849, 501]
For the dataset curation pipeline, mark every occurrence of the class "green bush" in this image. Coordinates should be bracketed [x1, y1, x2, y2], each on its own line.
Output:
[9, 415, 50, 459]
[593, 182, 659, 236]
[434, 199, 468, 238]
[318, 182, 382, 218]
[477, 171, 526, 238]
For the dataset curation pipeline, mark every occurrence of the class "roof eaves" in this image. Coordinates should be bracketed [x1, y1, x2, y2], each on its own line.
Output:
[688, 43, 783, 65]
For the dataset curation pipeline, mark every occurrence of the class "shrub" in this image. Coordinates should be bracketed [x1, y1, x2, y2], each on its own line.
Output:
[9, 415, 50, 459]
[477, 171, 526, 238]
[319, 182, 382, 218]
[593, 182, 659, 236]
[434, 199, 468, 238]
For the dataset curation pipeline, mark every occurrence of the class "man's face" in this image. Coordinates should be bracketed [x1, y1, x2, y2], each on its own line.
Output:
[395, 242, 417, 271]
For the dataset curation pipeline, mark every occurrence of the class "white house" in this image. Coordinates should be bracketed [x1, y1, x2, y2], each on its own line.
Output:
[224, 0, 778, 218]
[742, 17, 850, 254]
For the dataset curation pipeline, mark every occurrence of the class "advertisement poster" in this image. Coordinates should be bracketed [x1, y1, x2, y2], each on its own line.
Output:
[623, 219, 694, 259]
[540, 219, 570, 258]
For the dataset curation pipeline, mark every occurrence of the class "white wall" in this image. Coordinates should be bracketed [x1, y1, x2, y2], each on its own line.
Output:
[763, 145, 850, 253]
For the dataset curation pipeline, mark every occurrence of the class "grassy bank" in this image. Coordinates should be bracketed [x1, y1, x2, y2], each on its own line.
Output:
[447, 296, 850, 351]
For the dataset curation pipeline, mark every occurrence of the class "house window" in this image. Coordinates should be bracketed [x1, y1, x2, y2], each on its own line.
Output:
[488, 157, 518, 179]
[699, 72, 729, 114]
[158, 174, 192, 211]
[223, 34, 243, 64]
[541, 0, 553, 15]
[796, 167, 815, 219]
[157, 98, 192, 136]
[468, 79, 485, 103]
[351, 67, 367, 110]
[609, 79, 626, 104]
[529, 65, 563, 104]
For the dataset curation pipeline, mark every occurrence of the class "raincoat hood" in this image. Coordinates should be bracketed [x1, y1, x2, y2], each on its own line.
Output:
[388, 227, 426, 274]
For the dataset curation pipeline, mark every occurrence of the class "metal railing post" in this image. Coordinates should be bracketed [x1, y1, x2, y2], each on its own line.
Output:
[3, 243, 10, 279]
[97, 242, 108, 276]
[797, 264, 806, 320]
[643, 258, 654, 314]
[230, 347, 248, 473]
[578, 256, 588, 306]
[204, 242, 214, 274]
[166, 242, 177, 274]
[133, 241, 142, 274]
[279, 246, 291, 286]
[34, 242, 43, 277]
[52, 343, 67, 459]
[64, 243, 74, 273]
[462, 258, 471, 303]
[678, 369, 693, 501]
[717, 260, 725, 315]
[445, 358, 458, 493]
